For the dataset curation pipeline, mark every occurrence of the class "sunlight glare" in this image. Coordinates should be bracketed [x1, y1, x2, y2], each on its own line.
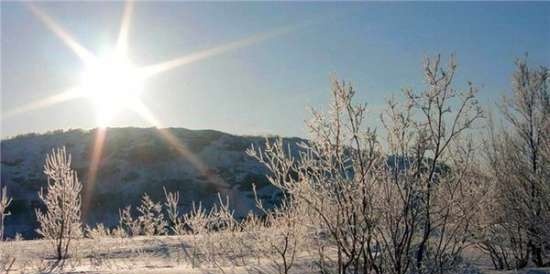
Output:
[78, 51, 145, 126]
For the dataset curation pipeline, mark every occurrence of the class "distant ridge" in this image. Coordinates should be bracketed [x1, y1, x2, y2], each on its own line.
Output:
[1, 127, 303, 238]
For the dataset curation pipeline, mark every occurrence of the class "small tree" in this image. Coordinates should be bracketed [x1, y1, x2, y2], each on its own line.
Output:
[35, 147, 82, 261]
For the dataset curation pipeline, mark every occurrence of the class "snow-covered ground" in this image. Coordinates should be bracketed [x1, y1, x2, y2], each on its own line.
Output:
[1, 235, 317, 274]
[2, 236, 549, 274]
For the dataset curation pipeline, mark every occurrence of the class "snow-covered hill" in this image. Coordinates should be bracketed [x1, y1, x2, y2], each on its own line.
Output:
[0, 127, 303, 238]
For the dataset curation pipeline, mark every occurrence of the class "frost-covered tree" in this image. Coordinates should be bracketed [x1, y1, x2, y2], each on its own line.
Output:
[384, 55, 484, 274]
[249, 55, 484, 274]
[35, 147, 82, 261]
[0, 185, 12, 241]
[479, 59, 550, 268]
[248, 79, 382, 274]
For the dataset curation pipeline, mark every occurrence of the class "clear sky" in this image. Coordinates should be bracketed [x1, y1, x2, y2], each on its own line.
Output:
[2, 1, 549, 139]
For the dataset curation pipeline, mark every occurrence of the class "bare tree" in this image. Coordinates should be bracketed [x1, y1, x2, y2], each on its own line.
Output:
[35, 147, 83, 261]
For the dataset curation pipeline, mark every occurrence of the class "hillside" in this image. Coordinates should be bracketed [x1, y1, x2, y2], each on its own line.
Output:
[0, 127, 302, 238]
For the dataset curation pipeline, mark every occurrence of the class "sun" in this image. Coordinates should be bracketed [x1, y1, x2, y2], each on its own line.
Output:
[8, 2, 294, 127]
[78, 50, 146, 126]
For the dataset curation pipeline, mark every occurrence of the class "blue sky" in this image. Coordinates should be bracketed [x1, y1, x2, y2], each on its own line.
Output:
[2, 1, 549, 138]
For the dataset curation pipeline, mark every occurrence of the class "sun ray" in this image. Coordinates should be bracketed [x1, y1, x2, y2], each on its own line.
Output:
[140, 25, 298, 79]
[26, 3, 96, 65]
[81, 127, 107, 219]
[131, 101, 229, 189]
[2, 87, 83, 120]
[116, 0, 134, 55]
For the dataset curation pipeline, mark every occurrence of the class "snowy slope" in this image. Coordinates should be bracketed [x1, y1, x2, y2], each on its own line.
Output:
[0, 127, 303, 238]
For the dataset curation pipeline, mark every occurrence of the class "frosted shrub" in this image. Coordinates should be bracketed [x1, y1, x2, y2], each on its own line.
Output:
[118, 193, 167, 237]
[137, 193, 166, 236]
[240, 212, 265, 264]
[183, 202, 210, 267]
[85, 223, 111, 239]
[206, 195, 240, 270]
[119, 206, 140, 237]
[163, 187, 186, 235]
[110, 227, 127, 238]
[253, 184, 308, 274]
[35, 147, 83, 261]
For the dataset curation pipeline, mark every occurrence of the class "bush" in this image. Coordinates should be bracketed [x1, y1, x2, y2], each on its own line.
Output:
[35, 147, 83, 261]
